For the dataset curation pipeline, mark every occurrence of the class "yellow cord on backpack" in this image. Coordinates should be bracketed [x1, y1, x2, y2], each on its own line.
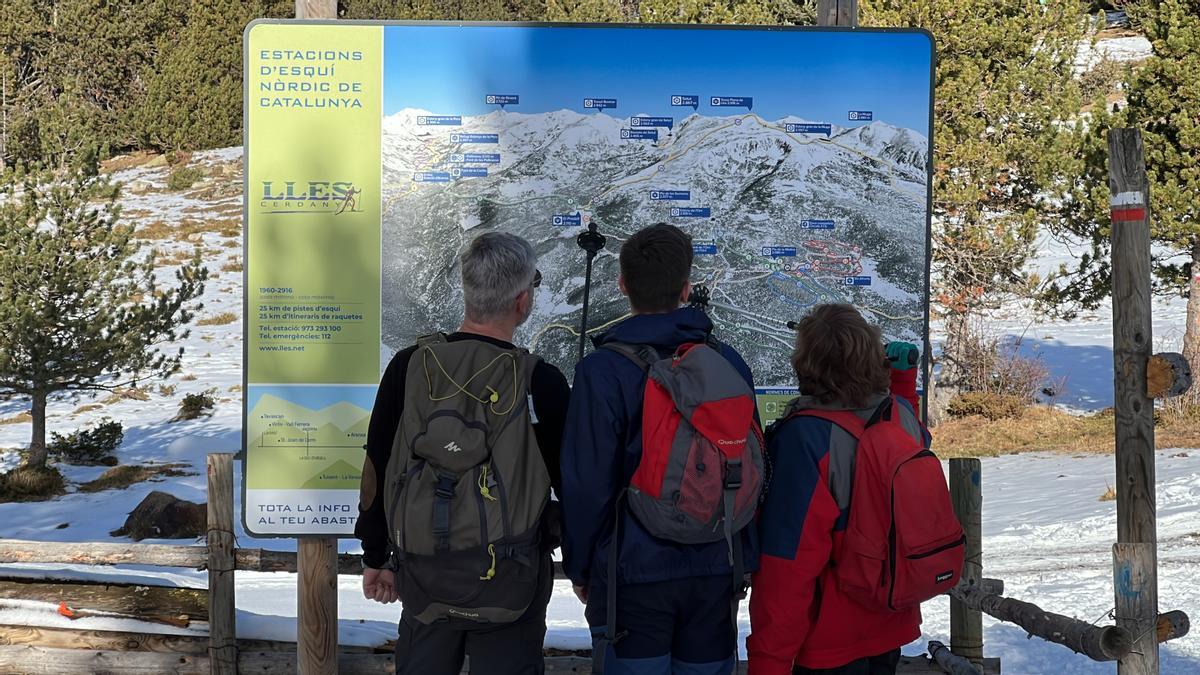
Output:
[479, 544, 497, 581]
[422, 348, 519, 416]
[479, 466, 498, 502]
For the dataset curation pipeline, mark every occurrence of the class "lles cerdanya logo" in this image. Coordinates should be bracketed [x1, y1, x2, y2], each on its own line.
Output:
[259, 181, 362, 215]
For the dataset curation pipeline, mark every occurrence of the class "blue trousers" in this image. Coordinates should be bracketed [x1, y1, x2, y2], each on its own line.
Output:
[585, 575, 736, 675]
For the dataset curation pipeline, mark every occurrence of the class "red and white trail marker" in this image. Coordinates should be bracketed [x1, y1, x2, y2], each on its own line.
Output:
[1111, 191, 1147, 223]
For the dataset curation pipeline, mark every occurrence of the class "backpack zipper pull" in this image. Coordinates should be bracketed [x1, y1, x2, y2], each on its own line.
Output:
[479, 466, 498, 502]
[479, 544, 497, 581]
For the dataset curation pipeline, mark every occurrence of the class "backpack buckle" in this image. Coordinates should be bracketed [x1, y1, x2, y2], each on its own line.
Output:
[434, 475, 456, 500]
[724, 459, 743, 490]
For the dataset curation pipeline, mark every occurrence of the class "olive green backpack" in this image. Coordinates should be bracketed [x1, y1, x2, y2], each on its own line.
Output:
[384, 334, 550, 626]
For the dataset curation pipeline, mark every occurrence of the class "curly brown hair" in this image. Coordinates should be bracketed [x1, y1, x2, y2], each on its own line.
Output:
[790, 304, 890, 409]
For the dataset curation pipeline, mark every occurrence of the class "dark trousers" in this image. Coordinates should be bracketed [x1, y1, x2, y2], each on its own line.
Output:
[793, 649, 902, 675]
[585, 575, 736, 674]
[394, 555, 553, 675]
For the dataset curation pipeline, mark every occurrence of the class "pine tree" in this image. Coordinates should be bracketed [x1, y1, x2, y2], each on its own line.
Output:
[861, 0, 1091, 389]
[137, 0, 289, 151]
[638, 0, 808, 23]
[0, 162, 207, 468]
[1046, 0, 1200, 394]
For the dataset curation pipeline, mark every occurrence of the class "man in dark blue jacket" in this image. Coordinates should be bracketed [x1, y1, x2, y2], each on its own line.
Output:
[562, 223, 757, 675]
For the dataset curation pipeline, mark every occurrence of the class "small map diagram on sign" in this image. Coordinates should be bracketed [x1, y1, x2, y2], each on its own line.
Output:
[378, 27, 932, 386]
[245, 386, 373, 490]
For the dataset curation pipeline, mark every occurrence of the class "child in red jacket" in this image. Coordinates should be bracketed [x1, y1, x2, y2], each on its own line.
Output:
[748, 304, 925, 675]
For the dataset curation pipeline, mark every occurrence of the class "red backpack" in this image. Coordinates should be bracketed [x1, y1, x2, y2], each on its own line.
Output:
[593, 340, 764, 670]
[791, 396, 964, 611]
[603, 341, 764, 550]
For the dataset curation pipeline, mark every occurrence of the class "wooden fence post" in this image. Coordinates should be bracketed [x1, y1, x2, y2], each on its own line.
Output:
[207, 453, 236, 675]
[950, 458, 983, 664]
[817, 0, 859, 27]
[1108, 128, 1159, 675]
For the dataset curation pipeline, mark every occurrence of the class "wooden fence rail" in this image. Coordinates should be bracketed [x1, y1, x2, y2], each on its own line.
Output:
[0, 644, 1000, 675]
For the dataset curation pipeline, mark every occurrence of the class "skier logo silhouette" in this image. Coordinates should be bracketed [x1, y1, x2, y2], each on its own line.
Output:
[334, 186, 361, 215]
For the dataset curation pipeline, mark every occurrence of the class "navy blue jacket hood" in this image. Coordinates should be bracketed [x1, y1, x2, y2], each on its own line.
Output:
[561, 307, 760, 587]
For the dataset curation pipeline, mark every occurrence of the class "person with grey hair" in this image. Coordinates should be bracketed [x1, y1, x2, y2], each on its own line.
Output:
[355, 231, 570, 675]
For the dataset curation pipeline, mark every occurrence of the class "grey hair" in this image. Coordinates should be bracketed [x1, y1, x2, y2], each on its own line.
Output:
[460, 232, 537, 322]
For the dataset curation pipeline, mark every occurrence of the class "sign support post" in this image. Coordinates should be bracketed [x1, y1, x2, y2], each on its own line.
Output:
[290, 5, 340, 674]
[817, 0, 858, 28]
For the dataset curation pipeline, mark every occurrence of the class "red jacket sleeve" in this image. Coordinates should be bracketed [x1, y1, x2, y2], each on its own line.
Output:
[747, 420, 842, 675]
[889, 366, 920, 414]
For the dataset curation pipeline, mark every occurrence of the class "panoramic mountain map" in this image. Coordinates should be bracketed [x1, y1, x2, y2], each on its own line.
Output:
[379, 26, 933, 387]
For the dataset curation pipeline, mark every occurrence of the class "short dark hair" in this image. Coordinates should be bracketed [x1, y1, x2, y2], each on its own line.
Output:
[619, 223, 693, 313]
[790, 304, 890, 409]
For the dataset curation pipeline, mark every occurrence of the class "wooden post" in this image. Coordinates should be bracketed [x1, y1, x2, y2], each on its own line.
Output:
[296, 0, 337, 19]
[298, 539, 339, 675]
[288, 3, 340, 672]
[286, 4, 340, 671]
[817, 0, 859, 27]
[1108, 128, 1159, 675]
[949, 458, 983, 664]
[207, 454, 236, 675]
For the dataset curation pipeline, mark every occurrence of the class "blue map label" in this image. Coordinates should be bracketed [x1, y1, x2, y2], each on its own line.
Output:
[414, 171, 451, 183]
[848, 111, 873, 121]
[671, 95, 700, 110]
[552, 213, 582, 227]
[583, 98, 617, 110]
[416, 115, 461, 126]
[844, 276, 872, 286]
[450, 153, 501, 164]
[621, 128, 658, 141]
[785, 123, 832, 136]
[485, 94, 519, 107]
[451, 167, 488, 178]
[631, 116, 674, 129]
[650, 190, 690, 201]
[450, 133, 499, 144]
[801, 219, 835, 230]
[693, 241, 718, 255]
[710, 96, 753, 110]
[762, 246, 798, 257]
[671, 207, 711, 218]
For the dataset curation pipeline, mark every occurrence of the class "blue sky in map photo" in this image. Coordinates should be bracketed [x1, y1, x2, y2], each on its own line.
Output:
[382, 25, 933, 132]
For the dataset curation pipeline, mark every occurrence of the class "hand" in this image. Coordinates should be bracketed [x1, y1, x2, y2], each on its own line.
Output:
[363, 567, 400, 605]
[885, 341, 919, 371]
[573, 584, 589, 605]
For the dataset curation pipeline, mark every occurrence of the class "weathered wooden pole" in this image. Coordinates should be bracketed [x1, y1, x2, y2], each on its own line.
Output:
[949, 458, 983, 664]
[816, 0, 858, 28]
[291, 2, 341, 672]
[1108, 128, 1159, 675]
[207, 454, 236, 675]
[949, 585, 1132, 662]
[927, 641, 981, 675]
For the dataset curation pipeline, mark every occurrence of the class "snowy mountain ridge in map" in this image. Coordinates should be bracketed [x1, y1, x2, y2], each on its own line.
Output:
[381, 108, 929, 386]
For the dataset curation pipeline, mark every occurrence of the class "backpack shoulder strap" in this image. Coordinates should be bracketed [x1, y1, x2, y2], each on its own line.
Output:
[415, 332, 448, 348]
[599, 342, 660, 373]
[788, 408, 867, 439]
[781, 396, 894, 439]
